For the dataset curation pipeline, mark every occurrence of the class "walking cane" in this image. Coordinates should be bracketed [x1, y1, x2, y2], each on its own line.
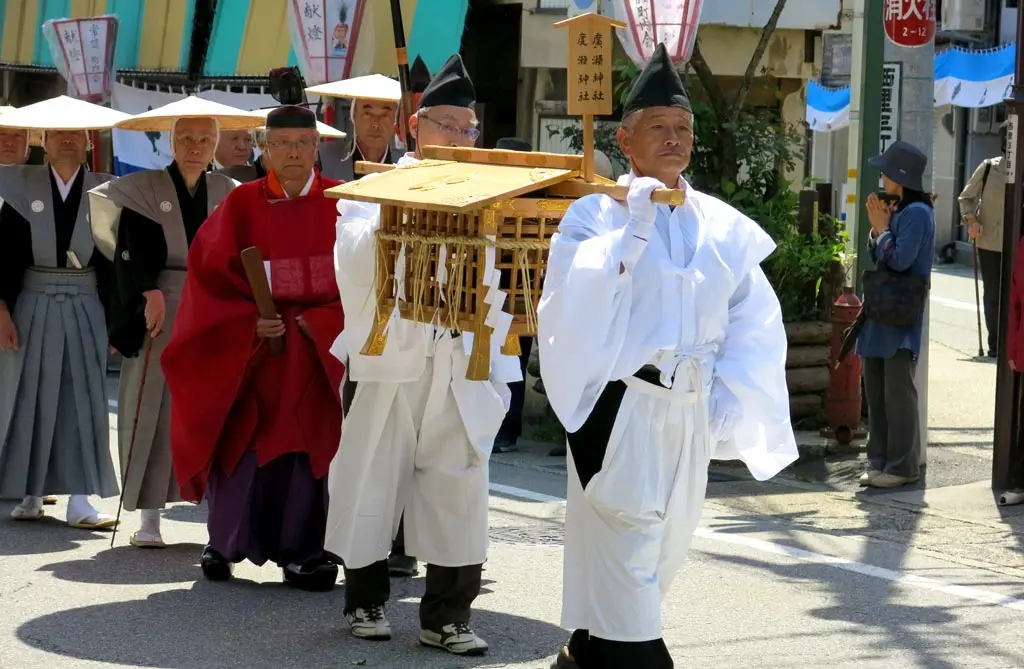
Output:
[972, 240, 985, 357]
[111, 338, 154, 547]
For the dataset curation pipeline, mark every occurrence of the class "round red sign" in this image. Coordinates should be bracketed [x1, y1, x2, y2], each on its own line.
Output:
[883, 0, 936, 48]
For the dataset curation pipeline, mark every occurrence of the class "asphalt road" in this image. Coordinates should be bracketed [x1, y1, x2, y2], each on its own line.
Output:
[5, 262, 1024, 668]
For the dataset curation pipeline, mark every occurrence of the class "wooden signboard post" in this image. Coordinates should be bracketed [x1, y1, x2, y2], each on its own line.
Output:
[555, 12, 626, 182]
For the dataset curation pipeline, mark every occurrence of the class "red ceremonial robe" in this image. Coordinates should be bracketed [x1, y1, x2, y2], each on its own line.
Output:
[162, 171, 345, 503]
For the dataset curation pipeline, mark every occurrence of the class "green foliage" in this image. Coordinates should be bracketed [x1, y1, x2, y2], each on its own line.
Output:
[722, 183, 848, 322]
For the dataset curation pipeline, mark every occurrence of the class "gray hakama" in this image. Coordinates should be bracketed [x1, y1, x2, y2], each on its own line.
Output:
[90, 166, 236, 511]
[0, 166, 118, 499]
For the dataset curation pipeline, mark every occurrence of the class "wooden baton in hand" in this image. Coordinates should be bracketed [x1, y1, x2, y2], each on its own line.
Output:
[240, 246, 285, 355]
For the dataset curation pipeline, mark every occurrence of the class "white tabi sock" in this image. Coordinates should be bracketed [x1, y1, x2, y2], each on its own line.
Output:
[20, 495, 43, 510]
[66, 494, 99, 522]
[139, 509, 162, 537]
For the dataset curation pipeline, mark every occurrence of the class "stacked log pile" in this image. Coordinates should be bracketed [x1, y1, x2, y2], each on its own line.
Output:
[785, 321, 831, 426]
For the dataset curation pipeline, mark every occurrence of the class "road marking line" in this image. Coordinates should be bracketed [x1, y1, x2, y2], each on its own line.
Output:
[489, 482, 565, 504]
[488, 482, 1024, 613]
[107, 399, 117, 411]
[931, 295, 979, 312]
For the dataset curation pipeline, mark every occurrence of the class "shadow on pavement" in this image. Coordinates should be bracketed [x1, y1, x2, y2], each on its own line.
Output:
[162, 501, 208, 524]
[37, 543, 206, 585]
[17, 583, 566, 668]
[0, 514, 110, 556]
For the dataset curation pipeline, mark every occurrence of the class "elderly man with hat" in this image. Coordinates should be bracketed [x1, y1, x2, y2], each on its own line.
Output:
[539, 44, 797, 668]
[326, 53, 519, 656]
[307, 74, 405, 181]
[161, 104, 345, 590]
[0, 96, 128, 529]
[90, 97, 263, 548]
[856, 139, 935, 490]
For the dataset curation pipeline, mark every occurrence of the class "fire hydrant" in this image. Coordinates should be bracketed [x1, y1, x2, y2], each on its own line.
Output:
[827, 287, 863, 444]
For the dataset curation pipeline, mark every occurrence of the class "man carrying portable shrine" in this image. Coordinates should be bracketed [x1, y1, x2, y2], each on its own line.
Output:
[307, 76, 417, 576]
[326, 53, 519, 656]
[538, 44, 799, 669]
[161, 104, 345, 591]
[307, 73, 404, 181]
[0, 97, 127, 528]
[89, 97, 260, 548]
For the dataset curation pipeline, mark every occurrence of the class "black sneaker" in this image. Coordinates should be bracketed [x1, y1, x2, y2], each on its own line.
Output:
[282, 559, 338, 592]
[388, 553, 419, 577]
[419, 622, 488, 655]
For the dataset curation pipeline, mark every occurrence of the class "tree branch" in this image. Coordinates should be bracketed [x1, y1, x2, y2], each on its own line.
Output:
[690, 38, 727, 121]
[730, 0, 789, 124]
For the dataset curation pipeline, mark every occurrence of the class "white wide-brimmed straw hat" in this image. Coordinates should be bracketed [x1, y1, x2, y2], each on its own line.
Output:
[250, 107, 346, 139]
[115, 95, 266, 132]
[0, 106, 41, 146]
[0, 96, 130, 130]
[305, 74, 402, 102]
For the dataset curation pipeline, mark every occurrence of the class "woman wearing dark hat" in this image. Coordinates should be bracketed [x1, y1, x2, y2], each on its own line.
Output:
[857, 140, 935, 489]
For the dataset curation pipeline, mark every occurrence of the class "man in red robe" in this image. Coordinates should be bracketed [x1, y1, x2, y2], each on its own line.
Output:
[162, 105, 344, 592]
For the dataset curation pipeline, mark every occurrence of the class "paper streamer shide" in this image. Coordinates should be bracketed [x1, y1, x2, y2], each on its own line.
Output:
[808, 43, 1016, 132]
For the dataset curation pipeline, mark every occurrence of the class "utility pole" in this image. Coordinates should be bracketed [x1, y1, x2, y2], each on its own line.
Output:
[845, 0, 885, 294]
[882, 14, 935, 468]
[993, 6, 1024, 492]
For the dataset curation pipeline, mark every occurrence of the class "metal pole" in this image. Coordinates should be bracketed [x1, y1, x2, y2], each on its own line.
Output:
[993, 5, 1024, 492]
[851, 0, 884, 293]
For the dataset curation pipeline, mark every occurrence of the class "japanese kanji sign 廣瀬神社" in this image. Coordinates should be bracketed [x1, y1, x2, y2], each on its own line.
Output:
[42, 15, 119, 103]
[560, 13, 626, 117]
[883, 0, 936, 49]
[288, 0, 366, 85]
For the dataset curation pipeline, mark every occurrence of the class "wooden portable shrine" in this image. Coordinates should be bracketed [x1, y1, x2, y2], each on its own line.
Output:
[325, 13, 685, 380]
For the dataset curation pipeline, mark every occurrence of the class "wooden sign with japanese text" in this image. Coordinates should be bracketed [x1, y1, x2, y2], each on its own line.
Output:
[556, 13, 626, 117]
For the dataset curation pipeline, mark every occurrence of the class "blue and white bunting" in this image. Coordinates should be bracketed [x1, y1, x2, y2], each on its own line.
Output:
[807, 81, 851, 132]
[806, 43, 1017, 133]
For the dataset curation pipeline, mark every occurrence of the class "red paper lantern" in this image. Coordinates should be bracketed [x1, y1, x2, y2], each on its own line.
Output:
[614, 0, 705, 65]
[883, 0, 936, 49]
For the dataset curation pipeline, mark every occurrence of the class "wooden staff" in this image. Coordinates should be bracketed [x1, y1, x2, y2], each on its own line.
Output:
[240, 247, 284, 355]
[388, 0, 416, 153]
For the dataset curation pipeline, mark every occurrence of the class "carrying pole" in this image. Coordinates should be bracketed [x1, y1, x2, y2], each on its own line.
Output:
[388, 0, 416, 153]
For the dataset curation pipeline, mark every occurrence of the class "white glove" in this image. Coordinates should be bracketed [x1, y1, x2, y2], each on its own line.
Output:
[625, 176, 665, 237]
[709, 380, 741, 443]
[620, 177, 665, 272]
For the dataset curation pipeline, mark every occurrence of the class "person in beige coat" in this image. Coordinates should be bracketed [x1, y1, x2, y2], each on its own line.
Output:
[959, 139, 1006, 358]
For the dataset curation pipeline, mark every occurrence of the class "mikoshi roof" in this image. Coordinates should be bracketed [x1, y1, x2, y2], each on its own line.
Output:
[305, 74, 402, 102]
[115, 96, 266, 132]
[250, 107, 346, 139]
[0, 96, 130, 131]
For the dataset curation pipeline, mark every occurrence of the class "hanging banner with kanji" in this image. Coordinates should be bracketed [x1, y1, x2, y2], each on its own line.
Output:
[42, 15, 119, 104]
[883, 0, 936, 49]
[612, 0, 704, 66]
[288, 0, 368, 85]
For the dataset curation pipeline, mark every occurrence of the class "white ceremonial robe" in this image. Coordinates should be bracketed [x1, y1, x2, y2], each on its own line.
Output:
[325, 153, 521, 570]
[538, 174, 799, 643]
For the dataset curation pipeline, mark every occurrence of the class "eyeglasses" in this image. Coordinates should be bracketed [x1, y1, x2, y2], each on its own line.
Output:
[419, 115, 480, 141]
